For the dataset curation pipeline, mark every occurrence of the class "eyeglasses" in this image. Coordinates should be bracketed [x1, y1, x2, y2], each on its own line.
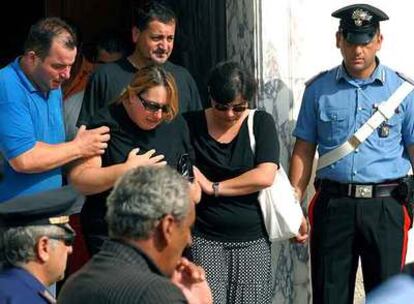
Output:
[212, 102, 248, 113]
[138, 94, 170, 114]
[48, 233, 76, 246]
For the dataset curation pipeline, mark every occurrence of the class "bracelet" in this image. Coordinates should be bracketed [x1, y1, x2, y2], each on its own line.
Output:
[212, 182, 220, 197]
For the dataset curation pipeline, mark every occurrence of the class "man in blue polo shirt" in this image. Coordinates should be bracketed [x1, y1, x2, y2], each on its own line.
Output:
[290, 4, 414, 304]
[0, 17, 110, 202]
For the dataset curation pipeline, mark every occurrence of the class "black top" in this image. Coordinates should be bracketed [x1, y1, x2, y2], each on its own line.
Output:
[184, 110, 280, 241]
[58, 239, 188, 304]
[77, 57, 202, 124]
[81, 103, 194, 240]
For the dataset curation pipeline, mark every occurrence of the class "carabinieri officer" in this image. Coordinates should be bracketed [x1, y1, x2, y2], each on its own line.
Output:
[0, 186, 78, 303]
[290, 3, 414, 304]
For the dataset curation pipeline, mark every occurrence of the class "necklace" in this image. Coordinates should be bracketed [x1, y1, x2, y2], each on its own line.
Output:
[127, 56, 140, 70]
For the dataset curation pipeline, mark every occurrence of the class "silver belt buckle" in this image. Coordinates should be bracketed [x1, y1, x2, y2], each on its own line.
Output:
[352, 185, 373, 198]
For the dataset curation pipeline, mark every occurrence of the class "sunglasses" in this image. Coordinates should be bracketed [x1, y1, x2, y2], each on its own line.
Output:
[213, 102, 248, 113]
[48, 233, 76, 246]
[138, 94, 170, 114]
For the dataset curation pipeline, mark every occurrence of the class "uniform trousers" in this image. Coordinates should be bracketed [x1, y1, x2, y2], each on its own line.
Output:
[188, 235, 272, 304]
[309, 190, 411, 304]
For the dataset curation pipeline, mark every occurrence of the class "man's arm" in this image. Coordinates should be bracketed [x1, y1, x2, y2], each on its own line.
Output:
[289, 138, 317, 243]
[407, 144, 414, 169]
[289, 138, 317, 201]
[9, 125, 110, 174]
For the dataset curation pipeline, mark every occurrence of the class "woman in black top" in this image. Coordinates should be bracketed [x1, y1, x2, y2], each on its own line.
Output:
[69, 66, 197, 254]
[184, 61, 280, 303]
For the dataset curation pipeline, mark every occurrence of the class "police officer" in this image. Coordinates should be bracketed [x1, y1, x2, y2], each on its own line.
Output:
[0, 186, 78, 304]
[290, 4, 414, 304]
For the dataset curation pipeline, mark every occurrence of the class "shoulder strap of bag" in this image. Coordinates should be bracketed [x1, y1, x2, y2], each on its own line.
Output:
[247, 109, 257, 153]
[317, 81, 414, 170]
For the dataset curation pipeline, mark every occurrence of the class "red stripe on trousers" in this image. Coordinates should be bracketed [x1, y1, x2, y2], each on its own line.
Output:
[308, 190, 320, 228]
[401, 204, 412, 269]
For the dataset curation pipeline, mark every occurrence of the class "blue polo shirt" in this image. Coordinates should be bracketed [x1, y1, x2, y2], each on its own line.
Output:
[293, 61, 414, 183]
[0, 57, 64, 202]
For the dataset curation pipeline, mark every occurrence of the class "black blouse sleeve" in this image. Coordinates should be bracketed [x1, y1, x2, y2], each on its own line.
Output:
[253, 110, 280, 166]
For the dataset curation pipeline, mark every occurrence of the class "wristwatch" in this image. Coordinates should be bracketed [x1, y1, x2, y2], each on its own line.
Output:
[212, 182, 220, 197]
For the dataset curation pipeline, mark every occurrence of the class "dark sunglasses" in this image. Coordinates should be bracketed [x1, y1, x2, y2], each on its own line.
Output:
[213, 102, 248, 113]
[138, 94, 170, 114]
[48, 233, 76, 246]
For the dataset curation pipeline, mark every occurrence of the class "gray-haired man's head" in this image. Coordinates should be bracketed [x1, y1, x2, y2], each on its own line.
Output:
[106, 166, 190, 240]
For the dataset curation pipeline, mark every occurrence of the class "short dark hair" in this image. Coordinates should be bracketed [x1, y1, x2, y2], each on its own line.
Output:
[133, 1, 176, 31]
[208, 61, 257, 104]
[24, 17, 77, 59]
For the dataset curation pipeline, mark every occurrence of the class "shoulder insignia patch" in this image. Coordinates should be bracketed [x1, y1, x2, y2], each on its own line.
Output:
[305, 70, 328, 87]
[396, 72, 414, 86]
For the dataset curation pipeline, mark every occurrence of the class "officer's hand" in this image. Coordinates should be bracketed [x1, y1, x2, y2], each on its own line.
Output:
[293, 216, 309, 244]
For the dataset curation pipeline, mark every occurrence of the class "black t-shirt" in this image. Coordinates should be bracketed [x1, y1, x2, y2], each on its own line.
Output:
[82, 103, 194, 237]
[77, 57, 202, 125]
[184, 110, 280, 241]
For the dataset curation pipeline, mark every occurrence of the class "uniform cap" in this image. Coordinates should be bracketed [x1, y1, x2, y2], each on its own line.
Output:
[332, 4, 389, 44]
[0, 186, 79, 228]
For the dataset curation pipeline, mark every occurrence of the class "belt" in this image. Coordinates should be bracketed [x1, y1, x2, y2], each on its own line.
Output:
[317, 179, 400, 198]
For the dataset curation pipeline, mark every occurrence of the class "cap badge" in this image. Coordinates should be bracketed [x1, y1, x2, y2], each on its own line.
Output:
[49, 215, 69, 225]
[352, 9, 372, 26]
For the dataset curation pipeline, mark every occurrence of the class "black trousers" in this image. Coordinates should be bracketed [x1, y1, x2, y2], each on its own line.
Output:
[309, 190, 411, 304]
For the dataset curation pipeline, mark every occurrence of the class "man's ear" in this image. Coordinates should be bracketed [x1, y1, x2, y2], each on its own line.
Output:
[376, 33, 383, 51]
[26, 51, 38, 65]
[335, 31, 342, 49]
[35, 236, 52, 263]
[132, 26, 140, 44]
[159, 214, 176, 245]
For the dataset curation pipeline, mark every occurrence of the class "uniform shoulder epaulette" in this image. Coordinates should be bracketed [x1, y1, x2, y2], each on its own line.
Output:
[396, 72, 414, 86]
[305, 70, 328, 87]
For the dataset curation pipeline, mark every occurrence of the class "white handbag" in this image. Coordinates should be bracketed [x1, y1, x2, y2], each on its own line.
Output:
[247, 110, 303, 241]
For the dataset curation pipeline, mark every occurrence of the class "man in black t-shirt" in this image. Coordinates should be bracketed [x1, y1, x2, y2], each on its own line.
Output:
[77, 1, 202, 125]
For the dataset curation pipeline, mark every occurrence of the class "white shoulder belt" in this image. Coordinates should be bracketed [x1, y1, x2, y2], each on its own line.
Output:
[317, 81, 414, 170]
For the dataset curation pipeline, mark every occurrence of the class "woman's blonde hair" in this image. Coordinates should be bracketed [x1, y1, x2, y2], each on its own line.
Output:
[118, 65, 178, 121]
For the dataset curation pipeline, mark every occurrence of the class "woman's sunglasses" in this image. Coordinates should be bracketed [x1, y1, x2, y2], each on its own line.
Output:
[213, 102, 248, 113]
[138, 94, 170, 114]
